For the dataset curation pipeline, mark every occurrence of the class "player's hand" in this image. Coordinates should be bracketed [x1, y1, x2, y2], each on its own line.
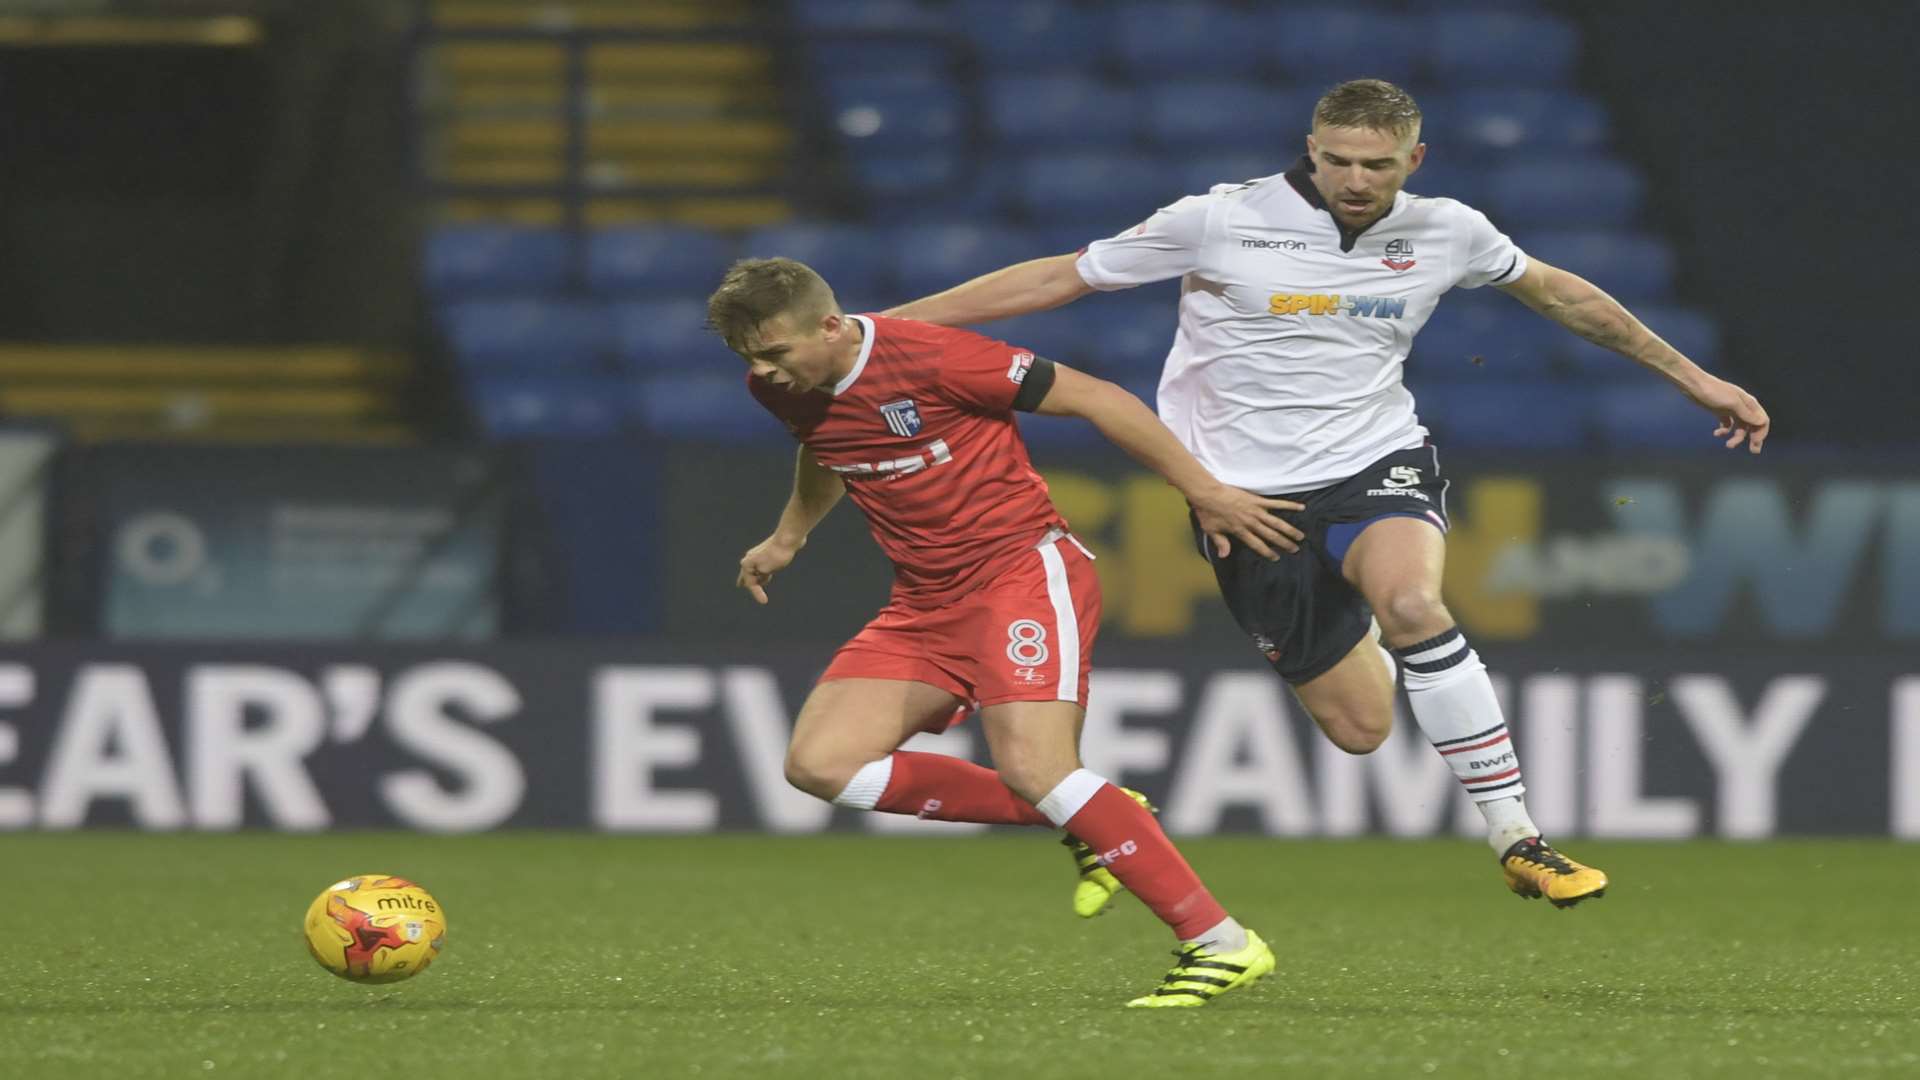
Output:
[736, 533, 802, 605]
[1189, 483, 1304, 560]
[1685, 375, 1770, 453]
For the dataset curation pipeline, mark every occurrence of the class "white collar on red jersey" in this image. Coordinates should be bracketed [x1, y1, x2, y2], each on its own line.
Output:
[833, 315, 876, 397]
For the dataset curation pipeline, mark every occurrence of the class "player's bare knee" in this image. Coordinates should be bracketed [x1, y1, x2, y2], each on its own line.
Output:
[1378, 588, 1450, 641]
[992, 755, 1075, 806]
[782, 749, 851, 802]
[1327, 716, 1390, 755]
[1303, 700, 1392, 754]
[992, 763, 1048, 806]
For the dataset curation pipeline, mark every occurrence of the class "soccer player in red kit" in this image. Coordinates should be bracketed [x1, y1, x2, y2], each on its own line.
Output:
[707, 257, 1302, 1007]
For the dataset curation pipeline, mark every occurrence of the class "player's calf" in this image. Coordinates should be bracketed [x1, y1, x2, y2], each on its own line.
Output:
[825, 751, 1051, 826]
[1063, 787, 1156, 918]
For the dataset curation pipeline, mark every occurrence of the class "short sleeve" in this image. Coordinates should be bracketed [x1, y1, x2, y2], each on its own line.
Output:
[1075, 193, 1215, 291]
[933, 326, 1040, 415]
[1453, 203, 1529, 289]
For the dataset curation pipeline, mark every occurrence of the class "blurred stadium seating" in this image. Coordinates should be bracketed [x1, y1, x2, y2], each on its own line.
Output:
[417, 0, 1728, 451]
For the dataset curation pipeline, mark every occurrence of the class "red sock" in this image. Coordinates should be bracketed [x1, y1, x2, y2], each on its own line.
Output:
[1064, 784, 1227, 939]
[873, 751, 1051, 826]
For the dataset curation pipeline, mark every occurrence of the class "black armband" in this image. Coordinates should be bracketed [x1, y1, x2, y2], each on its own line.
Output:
[1010, 354, 1058, 412]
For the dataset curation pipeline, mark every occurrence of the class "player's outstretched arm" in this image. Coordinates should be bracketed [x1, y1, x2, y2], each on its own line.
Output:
[883, 252, 1093, 327]
[737, 445, 845, 604]
[1499, 259, 1770, 452]
[1035, 363, 1304, 559]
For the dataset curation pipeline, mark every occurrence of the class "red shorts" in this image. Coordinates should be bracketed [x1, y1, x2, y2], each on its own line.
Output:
[822, 529, 1102, 713]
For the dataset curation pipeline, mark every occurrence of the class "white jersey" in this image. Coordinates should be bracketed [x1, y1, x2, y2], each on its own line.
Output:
[1075, 157, 1527, 493]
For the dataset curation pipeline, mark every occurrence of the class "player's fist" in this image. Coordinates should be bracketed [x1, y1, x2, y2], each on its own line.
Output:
[737, 533, 803, 605]
[1685, 375, 1770, 453]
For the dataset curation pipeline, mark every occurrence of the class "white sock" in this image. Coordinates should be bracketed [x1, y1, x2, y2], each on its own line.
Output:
[1479, 796, 1540, 853]
[1185, 916, 1248, 954]
[1034, 768, 1108, 828]
[831, 757, 893, 810]
[1393, 627, 1541, 853]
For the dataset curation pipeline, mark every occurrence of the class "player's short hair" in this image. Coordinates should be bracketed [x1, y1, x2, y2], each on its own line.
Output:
[1312, 79, 1423, 144]
[705, 257, 840, 354]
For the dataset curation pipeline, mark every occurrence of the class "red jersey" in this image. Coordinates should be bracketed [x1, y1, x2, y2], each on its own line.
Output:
[749, 315, 1067, 608]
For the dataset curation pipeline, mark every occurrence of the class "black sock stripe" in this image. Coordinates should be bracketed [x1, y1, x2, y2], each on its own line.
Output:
[1402, 649, 1471, 675]
[1432, 722, 1506, 748]
[1392, 626, 1461, 658]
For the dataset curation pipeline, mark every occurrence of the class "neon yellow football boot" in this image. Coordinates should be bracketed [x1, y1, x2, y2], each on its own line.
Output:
[1501, 836, 1609, 908]
[1126, 928, 1275, 1008]
[1062, 787, 1156, 917]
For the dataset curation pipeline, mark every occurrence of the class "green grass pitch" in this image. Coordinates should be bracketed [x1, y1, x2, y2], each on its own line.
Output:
[2, 833, 1916, 1079]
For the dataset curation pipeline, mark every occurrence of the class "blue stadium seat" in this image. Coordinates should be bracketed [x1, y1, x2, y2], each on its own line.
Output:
[584, 227, 734, 297]
[1430, 89, 1609, 154]
[1267, 8, 1422, 86]
[789, 0, 942, 31]
[1119, 375, 1159, 414]
[858, 174, 1013, 236]
[741, 223, 893, 305]
[953, 0, 1108, 69]
[469, 374, 626, 439]
[1563, 304, 1721, 377]
[821, 74, 963, 147]
[1111, 2, 1262, 77]
[1590, 383, 1722, 450]
[633, 374, 789, 442]
[425, 225, 570, 295]
[1030, 222, 1114, 258]
[981, 305, 1103, 369]
[1016, 411, 1104, 451]
[1429, 12, 1582, 86]
[1011, 152, 1182, 225]
[1141, 83, 1309, 149]
[441, 299, 614, 371]
[984, 75, 1135, 148]
[805, 37, 953, 78]
[1487, 156, 1643, 227]
[1517, 231, 1675, 301]
[1403, 160, 1488, 209]
[1413, 380, 1588, 450]
[1412, 299, 1560, 379]
[1401, 0, 1553, 9]
[1085, 303, 1178, 377]
[1178, 153, 1288, 198]
[846, 149, 965, 202]
[888, 223, 1045, 299]
[610, 298, 741, 373]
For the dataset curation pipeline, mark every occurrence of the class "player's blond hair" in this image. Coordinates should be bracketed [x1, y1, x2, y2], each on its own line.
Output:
[706, 257, 840, 354]
[1312, 79, 1423, 144]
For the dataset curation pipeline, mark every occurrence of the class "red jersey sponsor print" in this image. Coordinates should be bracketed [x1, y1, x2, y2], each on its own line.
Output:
[748, 315, 1066, 607]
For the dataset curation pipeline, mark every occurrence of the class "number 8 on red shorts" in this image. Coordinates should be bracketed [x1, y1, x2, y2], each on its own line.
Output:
[820, 529, 1102, 711]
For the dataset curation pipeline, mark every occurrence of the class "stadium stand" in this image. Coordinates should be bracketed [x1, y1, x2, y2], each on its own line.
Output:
[418, 0, 1731, 452]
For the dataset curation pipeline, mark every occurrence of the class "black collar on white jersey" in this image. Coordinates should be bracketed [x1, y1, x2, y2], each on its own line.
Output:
[1283, 155, 1398, 254]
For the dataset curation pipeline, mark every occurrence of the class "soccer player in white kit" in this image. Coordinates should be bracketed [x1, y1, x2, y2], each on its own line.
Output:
[889, 79, 1771, 911]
